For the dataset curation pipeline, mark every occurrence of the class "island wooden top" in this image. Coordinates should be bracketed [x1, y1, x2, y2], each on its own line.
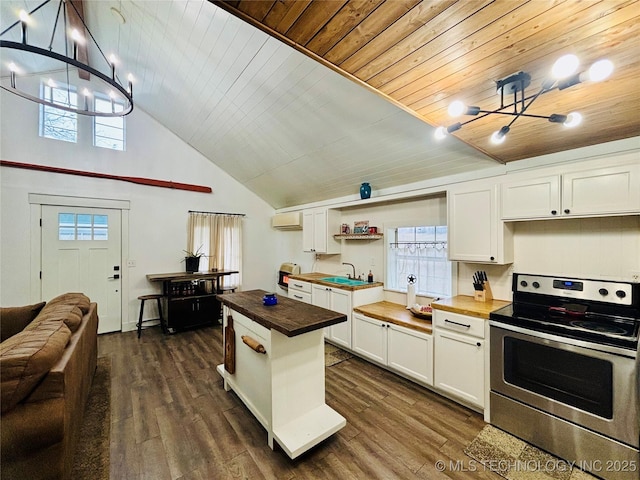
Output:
[288, 272, 384, 291]
[217, 289, 347, 337]
[147, 271, 238, 282]
[353, 301, 432, 334]
[431, 295, 511, 319]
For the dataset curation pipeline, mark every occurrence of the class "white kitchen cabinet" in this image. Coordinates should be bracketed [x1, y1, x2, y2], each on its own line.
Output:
[352, 313, 387, 364]
[562, 164, 640, 216]
[387, 323, 433, 386]
[288, 280, 312, 304]
[312, 284, 383, 349]
[501, 175, 560, 219]
[312, 285, 352, 348]
[302, 208, 341, 254]
[352, 312, 433, 386]
[501, 163, 640, 220]
[448, 184, 513, 264]
[433, 310, 486, 409]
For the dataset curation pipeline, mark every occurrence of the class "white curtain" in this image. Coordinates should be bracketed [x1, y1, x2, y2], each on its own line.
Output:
[187, 212, 242, 289]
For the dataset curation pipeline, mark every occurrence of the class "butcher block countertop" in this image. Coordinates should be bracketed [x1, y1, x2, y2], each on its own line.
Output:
[288, 272, 384, 290]
[353, 301, 432, 334]
[217, 289, 346, 337]
[431, 295, 511, 320]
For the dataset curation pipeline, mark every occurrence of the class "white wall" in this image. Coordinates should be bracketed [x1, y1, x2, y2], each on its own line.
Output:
[1, 89, 280, 330]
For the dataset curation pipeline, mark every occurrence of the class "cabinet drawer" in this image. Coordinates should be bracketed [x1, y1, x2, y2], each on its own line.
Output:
[434, 310, 485, 339]
[289, 290, 312, 304]
[289, 280, 312, 293]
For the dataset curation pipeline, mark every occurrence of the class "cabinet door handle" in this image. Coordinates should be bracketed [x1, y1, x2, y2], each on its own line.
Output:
[551, 210, 557, 215]
[293, 294, 303, 299]
[564, 209, 570, 214]
[444, 318, 471, 329]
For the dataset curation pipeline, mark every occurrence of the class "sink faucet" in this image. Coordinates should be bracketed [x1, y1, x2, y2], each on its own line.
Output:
[342, 262, 356, 279]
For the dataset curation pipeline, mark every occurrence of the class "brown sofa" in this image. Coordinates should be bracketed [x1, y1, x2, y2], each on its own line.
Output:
[1, 293, 99, 480]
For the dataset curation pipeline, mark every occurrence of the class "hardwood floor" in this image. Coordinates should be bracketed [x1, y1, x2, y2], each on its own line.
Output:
[99, 325, 500, 480]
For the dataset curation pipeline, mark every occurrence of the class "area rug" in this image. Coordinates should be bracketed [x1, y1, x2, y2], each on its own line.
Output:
[71, 356, 111, 480]
[325, 343, 353, 367]
[465, 425, 598, 480]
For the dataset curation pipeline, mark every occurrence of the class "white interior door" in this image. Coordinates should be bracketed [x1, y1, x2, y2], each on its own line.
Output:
[42, 205, 122, 333]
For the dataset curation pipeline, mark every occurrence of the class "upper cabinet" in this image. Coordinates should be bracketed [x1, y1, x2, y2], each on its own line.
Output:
[501, 161, 640, 220]
[302, 208, 341, 254]
[501, 175, 560, 219]
[448, 184, 513, 264]
[562, 164, 640, 216]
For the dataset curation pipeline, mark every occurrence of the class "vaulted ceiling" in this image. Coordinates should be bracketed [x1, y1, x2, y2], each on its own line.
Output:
[2, 1, 639, 208]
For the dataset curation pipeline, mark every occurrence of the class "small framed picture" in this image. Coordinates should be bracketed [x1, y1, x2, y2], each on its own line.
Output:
[354, 220, 369, 234]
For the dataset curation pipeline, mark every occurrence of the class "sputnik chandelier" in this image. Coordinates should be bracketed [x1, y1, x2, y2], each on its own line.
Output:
[434, 55, 613, 145]
[0, 0, 134, 117]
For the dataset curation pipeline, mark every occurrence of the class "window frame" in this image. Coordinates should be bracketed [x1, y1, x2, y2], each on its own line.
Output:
[93, 94, 126, 151]
[39, 82, 78, 143]
[384, 222, 455, 299]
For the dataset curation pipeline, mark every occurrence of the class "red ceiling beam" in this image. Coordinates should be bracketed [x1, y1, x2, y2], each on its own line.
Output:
[0, 160, 212, 193]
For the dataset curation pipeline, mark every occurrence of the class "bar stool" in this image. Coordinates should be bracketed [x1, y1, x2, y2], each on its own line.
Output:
[137, 294, 164, 338]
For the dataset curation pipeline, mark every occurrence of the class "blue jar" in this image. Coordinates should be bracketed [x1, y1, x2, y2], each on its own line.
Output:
[263, 293, 277, 306]
[360, 182, 371, 199]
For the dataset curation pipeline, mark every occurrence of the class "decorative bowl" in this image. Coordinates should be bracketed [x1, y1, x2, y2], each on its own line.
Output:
[263, 293, 277, 306]
[410, 304, 432, 319]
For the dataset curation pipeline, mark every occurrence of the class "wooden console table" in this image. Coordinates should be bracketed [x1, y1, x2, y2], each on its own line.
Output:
[146, 270, 238, 333]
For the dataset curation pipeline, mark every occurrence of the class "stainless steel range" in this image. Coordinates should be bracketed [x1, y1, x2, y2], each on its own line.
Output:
[489, 273, 640, 480]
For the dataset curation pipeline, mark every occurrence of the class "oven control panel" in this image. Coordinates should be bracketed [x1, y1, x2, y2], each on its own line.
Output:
[514, 274, 636, 306]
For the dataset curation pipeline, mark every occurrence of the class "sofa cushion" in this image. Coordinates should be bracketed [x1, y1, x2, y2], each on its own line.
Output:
[0, 319, 71, 413]
[43, 293, 90, 315]
[0, 302, 46, 342]
[26, 304, 84, 334]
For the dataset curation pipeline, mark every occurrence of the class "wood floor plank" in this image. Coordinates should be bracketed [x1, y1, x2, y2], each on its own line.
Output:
[110, 416, 140, 479]
[140, 436, 173, 480]
[102, 326, 501, 480]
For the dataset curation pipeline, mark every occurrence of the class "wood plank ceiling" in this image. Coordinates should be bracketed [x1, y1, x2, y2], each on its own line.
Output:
[213, 0, 640, 164]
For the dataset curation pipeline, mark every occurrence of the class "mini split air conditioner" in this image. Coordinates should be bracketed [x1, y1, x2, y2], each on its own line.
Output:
[272, 212, 302, 230]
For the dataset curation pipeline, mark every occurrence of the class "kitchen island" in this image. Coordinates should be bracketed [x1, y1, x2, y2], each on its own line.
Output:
[216, 289, 347, 459]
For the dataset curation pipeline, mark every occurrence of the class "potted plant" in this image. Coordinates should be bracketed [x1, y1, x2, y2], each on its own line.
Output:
[183, 246, 205, 273]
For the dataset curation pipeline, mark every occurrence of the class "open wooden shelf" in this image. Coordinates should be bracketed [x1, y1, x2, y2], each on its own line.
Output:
[333, 234, 383, 240]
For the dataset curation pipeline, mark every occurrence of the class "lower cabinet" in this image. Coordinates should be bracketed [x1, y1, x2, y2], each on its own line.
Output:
[352, 313, 433, 386]
[433, 310, 486, 408]
[313, 285, 352, 348]
[166, 296, 219, 331]
[288, 280, 312, 304]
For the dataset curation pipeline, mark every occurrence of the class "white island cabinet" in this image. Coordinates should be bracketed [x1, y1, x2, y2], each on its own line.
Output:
[216, 290, 347, 459]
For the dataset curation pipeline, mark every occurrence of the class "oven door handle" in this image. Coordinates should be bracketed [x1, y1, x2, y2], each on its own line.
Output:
[489, 320, 636, 358]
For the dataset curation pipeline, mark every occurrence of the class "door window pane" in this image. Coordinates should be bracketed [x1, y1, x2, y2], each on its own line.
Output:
[58, 213, 109, 240]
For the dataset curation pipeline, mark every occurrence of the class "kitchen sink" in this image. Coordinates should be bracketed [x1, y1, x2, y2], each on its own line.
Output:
[320, 276, 369, 286]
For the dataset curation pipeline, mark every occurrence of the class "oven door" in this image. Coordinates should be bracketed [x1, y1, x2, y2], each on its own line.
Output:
[278, 270, 290, 289]
[490, 323, 638, 448]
